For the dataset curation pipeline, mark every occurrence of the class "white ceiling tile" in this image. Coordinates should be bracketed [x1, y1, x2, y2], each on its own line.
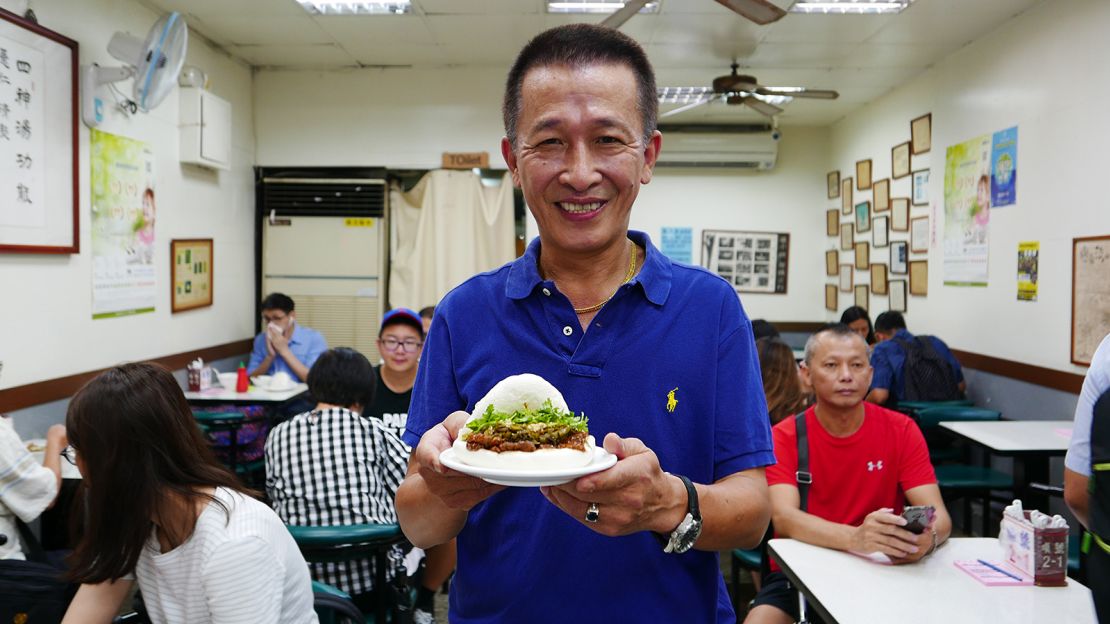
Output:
[648, 43, 756, 70]
[189, 16, 331, 46]
[652, 11, 763, 44]
[416, 0, 543, 14]
[146, 0, 308, 17]
[742, 42, 859, 68]
[868, 0, 1043, 46]
[425, 14, 543, 46]
[841, 43, 950, 69]
[762, 13, 896, 44]
[347, 43, 448, 66]
[228, 43, 357, 67]
[538, 13, 660, 42]
[313, 15, 437, 44]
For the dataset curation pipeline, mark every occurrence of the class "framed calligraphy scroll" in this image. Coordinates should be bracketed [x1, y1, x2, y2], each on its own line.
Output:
[1071, 235, 1110, 365]
[0, 8, 78, 253]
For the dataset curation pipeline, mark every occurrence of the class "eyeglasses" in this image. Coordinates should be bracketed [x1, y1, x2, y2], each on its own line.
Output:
[379, 337, 423, 353]
[60, 445, 78, 466]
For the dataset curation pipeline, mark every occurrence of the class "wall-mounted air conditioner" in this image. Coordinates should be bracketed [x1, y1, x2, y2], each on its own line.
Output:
[656, 124, 780, 171]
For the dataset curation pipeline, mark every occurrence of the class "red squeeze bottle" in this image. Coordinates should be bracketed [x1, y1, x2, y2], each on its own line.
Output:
[235, 362, 249, 393]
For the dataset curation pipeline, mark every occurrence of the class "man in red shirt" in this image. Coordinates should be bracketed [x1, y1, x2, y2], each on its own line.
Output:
[745, 324, 952, 624]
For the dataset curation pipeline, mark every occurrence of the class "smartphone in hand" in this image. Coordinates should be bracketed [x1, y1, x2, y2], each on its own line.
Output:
[901, 505, 936, 534]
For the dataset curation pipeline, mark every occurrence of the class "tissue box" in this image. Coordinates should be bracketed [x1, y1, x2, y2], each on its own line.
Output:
[999, 510, 1068, 586]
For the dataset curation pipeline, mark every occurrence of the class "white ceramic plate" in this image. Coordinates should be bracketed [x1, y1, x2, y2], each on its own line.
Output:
[251, 375, 296, 392]
[439, 445, 617, 487]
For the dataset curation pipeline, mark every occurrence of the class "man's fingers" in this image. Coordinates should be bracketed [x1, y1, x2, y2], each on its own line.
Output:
[603, 433, 649, 460]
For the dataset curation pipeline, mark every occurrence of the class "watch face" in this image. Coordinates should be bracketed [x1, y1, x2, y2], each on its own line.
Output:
[669, 513, 703, 554]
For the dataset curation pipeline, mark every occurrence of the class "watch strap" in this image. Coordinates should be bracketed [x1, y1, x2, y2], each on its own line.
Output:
[677, 474, 700, 520]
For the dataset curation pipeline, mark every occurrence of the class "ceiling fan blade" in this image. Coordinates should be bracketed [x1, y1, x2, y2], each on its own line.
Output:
[757, 87, 840, 100]
[741, 96, 783, 117]
[600, 0, 651, 29]
[660, 96, 717, 118]
[714, 0, 787, 25]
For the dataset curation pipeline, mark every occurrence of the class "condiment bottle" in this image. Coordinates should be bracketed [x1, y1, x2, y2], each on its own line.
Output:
[235, 362, 249, 393]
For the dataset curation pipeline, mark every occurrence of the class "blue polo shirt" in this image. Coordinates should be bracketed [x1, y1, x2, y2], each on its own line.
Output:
[870, 328, 964, 403]
[247, 322, 327, 379]
[404, 230, 774, 624]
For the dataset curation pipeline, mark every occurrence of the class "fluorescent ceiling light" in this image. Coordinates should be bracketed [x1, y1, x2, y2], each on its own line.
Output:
[548, 1, 660, 15]
[658, 87, 792, 106]
[790, 0, 914, 15]
[297, 1, 412, 15]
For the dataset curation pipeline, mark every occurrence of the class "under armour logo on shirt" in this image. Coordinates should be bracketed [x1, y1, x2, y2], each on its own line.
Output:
[867, 460, 884, 472]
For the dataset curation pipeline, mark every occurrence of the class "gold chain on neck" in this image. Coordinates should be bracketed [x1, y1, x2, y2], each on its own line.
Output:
[573, 240, 638, 315]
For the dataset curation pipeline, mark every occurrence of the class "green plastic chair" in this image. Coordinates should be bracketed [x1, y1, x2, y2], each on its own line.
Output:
[914, 406, 1001, 429]
[934, 464, 1013, 536]
[287, 523, 408, 624]
[896, 399, 974, 416]
[312, 580, 367, 624]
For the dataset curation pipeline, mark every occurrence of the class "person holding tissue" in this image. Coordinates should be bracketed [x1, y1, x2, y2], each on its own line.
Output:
[745, 324, 952, 624]
[248, 293, 327, 382]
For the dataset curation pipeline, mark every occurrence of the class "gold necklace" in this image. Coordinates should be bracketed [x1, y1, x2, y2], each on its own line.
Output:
[573, 241, 638, 315]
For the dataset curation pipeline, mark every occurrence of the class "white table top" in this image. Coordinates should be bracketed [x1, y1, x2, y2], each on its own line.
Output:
[769, 537, 1095, 624]
[939, 420, 1072, 454]
[183, 383, 308, 403]
[26, 439, 82, 480]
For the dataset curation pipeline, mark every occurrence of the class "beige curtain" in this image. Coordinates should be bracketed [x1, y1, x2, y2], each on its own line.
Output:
[389, 169, 516, 310]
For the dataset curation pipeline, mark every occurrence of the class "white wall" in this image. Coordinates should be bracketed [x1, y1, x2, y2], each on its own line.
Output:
[0, 0, 256, 389]
[256, 69, 828, 321]
[828, 0, 1110, 374]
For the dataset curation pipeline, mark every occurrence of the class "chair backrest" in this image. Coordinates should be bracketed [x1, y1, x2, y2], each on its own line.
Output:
[286, 523, 404, 563]
[312, 580, 365, 624]
[915, 406, 1001, 429]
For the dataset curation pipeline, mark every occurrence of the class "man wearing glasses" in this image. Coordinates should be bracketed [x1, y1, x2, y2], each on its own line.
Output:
[248, 292, 328, 382]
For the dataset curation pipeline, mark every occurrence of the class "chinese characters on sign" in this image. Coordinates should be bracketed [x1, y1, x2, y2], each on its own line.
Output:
[0, 35, 45, 230]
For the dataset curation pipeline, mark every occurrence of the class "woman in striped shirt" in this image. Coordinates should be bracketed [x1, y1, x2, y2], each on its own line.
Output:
[60, 363, 317, 624]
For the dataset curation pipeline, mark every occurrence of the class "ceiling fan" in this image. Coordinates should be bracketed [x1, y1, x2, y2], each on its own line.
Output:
[658, 62, 839, 118]
[600, 0, 788, 29]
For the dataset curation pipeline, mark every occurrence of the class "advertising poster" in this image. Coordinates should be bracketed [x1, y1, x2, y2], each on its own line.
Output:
[1017, 241, 1038, 301]
[943, 134, 991, 286]
[992, 127, 1018, 207]
[660, 226, 692, 264]
[90, 128, 156, 319]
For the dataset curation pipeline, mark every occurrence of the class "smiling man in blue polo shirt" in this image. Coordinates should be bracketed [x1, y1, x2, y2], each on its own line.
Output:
[395, 24, 774, 624]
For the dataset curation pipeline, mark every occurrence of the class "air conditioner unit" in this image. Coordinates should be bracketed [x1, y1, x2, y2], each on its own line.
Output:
[656, 124, 779, 170]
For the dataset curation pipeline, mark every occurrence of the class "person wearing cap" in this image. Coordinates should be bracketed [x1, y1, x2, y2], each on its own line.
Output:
[364, 308, 454, 624]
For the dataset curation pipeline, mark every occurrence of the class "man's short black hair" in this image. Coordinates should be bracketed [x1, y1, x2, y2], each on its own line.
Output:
[874, 311, 907, 334]
[418, 306, 435, 320]
[306, 347, 375, 410]
[260, 292, 295, 313]
[502, 23, 658, 149]
[751, 319, 780, 341]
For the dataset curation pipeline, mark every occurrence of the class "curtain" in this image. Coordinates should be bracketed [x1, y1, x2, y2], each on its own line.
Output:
[389, 169, 516, 310]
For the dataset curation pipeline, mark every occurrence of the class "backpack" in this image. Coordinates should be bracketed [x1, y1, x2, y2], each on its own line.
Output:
[892, 335, 961, 402]
[0, 519, 78, 623]
[1089, 389, 1110, 556]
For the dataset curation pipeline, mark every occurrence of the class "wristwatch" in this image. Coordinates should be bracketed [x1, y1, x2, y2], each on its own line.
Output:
[662, 474, 702, 554]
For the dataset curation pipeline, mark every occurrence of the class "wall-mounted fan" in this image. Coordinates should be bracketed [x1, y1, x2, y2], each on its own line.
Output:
[658, 63, 838, 119]
[81, 12, 188, 128]
[602, 0, 787, 29]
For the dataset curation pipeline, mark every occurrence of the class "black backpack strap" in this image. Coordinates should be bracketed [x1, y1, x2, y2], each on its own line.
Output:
[795, 411, 811, 513]
[16, 517, 47, 563]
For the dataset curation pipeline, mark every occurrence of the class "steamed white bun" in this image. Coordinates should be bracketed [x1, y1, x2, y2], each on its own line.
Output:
[469, 373, 568, 422]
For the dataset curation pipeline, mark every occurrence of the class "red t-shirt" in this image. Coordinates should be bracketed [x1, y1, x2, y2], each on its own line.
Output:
[766, 402, 936, 567]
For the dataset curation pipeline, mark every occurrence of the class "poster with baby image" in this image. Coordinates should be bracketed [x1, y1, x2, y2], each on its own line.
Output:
[943, 133, 991, 287]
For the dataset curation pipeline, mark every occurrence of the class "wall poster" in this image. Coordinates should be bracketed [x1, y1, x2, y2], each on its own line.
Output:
[701, 230, 789, 294]
[171, 239, 212, 313]
[991, 126, 1018, 208]
[1017, 241, 1038, 302]
[943, 134, 991, 287]
[660, 226, 692, 264]
[1071, 235, 1110, 365]
[90, 128, 156, 319]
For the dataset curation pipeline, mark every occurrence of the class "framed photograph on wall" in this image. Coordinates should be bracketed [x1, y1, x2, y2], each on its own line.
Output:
[911, 112, 932, 155]
[827, 209, 839, 236]
[855, 201, 871, 233]
[910, 216, 929, 252]
[912, 169, 930, 206]
[889, 279, 907, 312]
[171, 238, 214, 313]
[873, 179, 890, 213]
[1071, 235, 1110, 365]
[854, 284, 869, 309]
[856, 159, 872, 190]
[892, 141, 911, 179]
[909, 260, 928, 296]
[891, 198, 910, 231]
[842, 177, 853, 215]
[826, 249, 839, 276]
[827, 170, 840, 199]
[840, 223, 853, 251]
[839, 264, 853, 292]
[0, 11, 79, 254]
[700, 229, 789, 294]
[825, 284, 838, 311]
[890, 241, 908, 274]
[873, 216, 889, 248]
[871, 263, 889, 295]
[854, 241, 870, 270]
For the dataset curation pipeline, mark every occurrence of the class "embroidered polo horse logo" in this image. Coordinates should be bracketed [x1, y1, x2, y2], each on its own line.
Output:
[666, 388, 679, 413]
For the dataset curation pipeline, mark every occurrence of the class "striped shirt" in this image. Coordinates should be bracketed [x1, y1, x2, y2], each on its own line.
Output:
[0, 416, 58, 560]
[133, 487, 317, 623]
[265, 407, 410, 596]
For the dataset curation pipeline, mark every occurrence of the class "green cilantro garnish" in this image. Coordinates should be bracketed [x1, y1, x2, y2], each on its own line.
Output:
[465, 399, 588, 434]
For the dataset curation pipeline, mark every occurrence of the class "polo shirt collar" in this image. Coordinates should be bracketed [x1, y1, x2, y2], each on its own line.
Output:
[505, 230, 671, 305]
[287, 322, 304, 345]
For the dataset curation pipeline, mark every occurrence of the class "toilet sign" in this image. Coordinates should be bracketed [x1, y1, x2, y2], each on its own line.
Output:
[442, 152, 489, 169]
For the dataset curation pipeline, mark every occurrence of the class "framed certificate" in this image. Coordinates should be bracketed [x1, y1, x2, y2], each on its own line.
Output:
[171, 238, 214, 313]
[841, 223, 853, 251]
[825, 283, 838, 311]
[891, 197, 910, 231]
[909, 260, 928, 296]
[910, 216, 929, 253]
[839, 264, 853, 292]
[854, 241, 870, 270]
[890, 241, 908, 275]
[827, 209, 839, 236]
[826, 249, 839, 276]
[873, 178, 890, 212]
[871, 263, 888, 295]
[841, 177, 853, 215]
[892, 141, 911, 179]
[889, 279, 907, 312]
[911, 113, 932, 155]
[912, 169, 930, 206]
[854, 284, 869, 309]
[855, 201, 871, 234]
[856, 159, 872, 190]
[873, 216, 889, 248]
[827, 170, 840, 199]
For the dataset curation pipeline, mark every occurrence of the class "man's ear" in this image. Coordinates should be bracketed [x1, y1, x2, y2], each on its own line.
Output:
[501, 137, 521, 188]
[640, 130, 663, 185]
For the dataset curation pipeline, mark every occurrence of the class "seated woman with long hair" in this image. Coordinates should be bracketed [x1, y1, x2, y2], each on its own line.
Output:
[61, 363, 317, 623]
[755, 337, 811, 425]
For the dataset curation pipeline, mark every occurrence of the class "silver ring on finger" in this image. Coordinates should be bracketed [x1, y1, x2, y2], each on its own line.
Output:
[585, 502, 600, 523]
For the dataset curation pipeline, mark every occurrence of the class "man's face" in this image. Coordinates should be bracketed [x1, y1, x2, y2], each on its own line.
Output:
[378, 323, 423, 374]
[262, 309, 295, 335]
[421, 315, 432, 335]
[802, 333, 873, 409]
[502, 62, 661, 257]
